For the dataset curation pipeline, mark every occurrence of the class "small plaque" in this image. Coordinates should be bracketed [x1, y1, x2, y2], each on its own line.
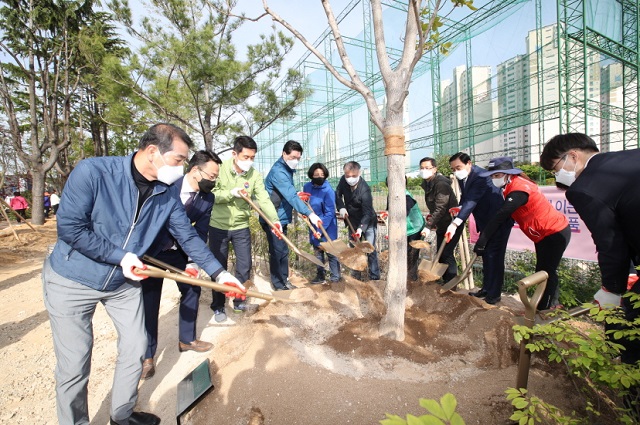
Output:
[176, 359, 214, 423]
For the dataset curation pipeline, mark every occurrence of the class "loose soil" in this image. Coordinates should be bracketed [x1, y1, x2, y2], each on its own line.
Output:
[0, 220, 587, 424]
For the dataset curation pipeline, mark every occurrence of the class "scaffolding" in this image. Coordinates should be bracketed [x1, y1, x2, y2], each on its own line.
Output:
[253, 0, 639, 185]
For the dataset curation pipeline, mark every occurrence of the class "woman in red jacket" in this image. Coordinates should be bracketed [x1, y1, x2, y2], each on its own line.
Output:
[9, 191, 29, 223]
[474, 157, 571, 309]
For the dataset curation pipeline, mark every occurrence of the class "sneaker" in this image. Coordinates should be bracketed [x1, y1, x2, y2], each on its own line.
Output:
[311, 276, 326, 285]
[233, 302, 247, 313]
[213, 309, 227, 323]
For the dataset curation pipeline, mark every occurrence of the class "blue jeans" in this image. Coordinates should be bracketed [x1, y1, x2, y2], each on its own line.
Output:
[314, 246, 341, 281]
[209, 226, 252, 310]
[351, 225, 380, 280]
[260, 221, 290, 290]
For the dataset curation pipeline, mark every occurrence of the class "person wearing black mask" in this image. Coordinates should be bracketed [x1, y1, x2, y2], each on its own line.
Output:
[140, 150, 222, 380]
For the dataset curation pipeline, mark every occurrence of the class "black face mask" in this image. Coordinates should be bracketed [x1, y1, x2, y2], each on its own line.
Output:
[312, 177, 326, 186]
[198, 178, 216, 194]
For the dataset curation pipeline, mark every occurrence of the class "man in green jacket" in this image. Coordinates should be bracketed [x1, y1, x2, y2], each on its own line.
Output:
[209, 136, 280, 322]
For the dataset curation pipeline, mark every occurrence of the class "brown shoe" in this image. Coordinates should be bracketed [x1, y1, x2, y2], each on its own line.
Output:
[179, 340, 213, 353]
[140, 358, 155, 380]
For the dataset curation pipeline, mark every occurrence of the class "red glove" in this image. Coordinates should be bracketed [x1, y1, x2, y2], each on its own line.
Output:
[223, 282, 247, 301]
[313, 231, 321, 240]
[271, 221, 284, 240]
[185, 268, 198, 278]
[449, 207, 461, 216]
[297, 191, 311, 202]
[379, 211, 389, 221]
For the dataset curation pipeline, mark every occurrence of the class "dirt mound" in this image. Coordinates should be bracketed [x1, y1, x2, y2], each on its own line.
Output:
[0, 221, 58, 260]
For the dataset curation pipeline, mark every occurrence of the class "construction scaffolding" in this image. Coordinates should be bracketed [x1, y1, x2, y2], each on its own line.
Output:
[253, 0, 639, 186]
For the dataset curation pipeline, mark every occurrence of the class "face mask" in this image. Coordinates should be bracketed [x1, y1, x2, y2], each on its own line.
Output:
[420, 169, 434, 179]
[235, 159, 253, 172]
[454, 168, 469, 180]
[492, 176, 506, 188]
[554, 157, 577, 187]
[198, 178, 216, 194]
[285, 159, 299, 170]
[346, 176, 359, 186]
[312, 177, 325, 186]
[154, 152, 183, 185]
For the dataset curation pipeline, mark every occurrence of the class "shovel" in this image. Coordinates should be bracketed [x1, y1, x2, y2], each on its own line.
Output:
[418, 239, 449, 281]
[299, 199, 350, 258]
[343, 215, 375, 253]
[238, 192, 326, 268]
[440, 253, 478, 293]
[140, 256, 315, 304]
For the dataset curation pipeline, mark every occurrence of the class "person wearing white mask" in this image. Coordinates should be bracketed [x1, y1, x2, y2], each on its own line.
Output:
[474, 157, 570, 308]
[541, 133, 640, 415]
[208, 136, 281, 320]
[42, 123, 244, 425]
[263, 140, 321, 291]
[419, 157, 461, 284]
[335, 161, 380, 281]
[448, 152, 513, 305]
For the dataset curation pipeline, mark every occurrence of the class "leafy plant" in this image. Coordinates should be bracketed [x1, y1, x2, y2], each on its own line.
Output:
[506, 388, 582, 424]
[380, 393, 465, 425]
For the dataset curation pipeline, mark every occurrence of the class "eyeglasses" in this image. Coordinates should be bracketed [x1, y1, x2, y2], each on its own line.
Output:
[198, 169, 216, 181]
[552, 155, 568, 175]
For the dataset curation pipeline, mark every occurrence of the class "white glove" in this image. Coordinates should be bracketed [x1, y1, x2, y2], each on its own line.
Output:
[215, 271, 245, 291]
[339, 208, 348, 218]
[120, 252, 145, 281]
[185, 263, 199, 278]
[308, 212, 323, 227]
[594, 288, 622, 309]
[421, 228, 431, 239]
[445, 223, 458, 243]
[355, 228, 363, 238]
[230, 187, 244, 198]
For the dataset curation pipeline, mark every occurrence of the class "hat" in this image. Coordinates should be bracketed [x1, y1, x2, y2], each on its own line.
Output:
[478, 157, 523, 177]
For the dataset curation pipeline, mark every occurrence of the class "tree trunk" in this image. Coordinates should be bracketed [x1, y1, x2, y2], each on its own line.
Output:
[379, 125, 408, 341]
[30, 169, 45, 225]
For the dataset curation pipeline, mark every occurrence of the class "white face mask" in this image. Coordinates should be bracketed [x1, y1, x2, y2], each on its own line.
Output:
[154, 152, 184, 185]
[454, 168, 469, 180]
[346, 176, 359, 186]
[492, 176, 506, 188]
[420, 169, 434, 179]
[235, 159, 253, 172]
[554, 156, 577, 187]
[285, 159, 299, 170]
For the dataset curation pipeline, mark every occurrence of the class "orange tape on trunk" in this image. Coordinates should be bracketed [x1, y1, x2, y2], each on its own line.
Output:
[383, 126, 406, 156]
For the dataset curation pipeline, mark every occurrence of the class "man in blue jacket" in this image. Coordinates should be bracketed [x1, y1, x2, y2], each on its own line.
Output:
[262, 140, 322, 291]
[447, 152, 513, 304]
[43, 124, 244, 425]
[140, 150, 222, 380]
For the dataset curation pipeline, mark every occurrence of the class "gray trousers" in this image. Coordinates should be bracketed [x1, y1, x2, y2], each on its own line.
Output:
[42, 258, 147, 424]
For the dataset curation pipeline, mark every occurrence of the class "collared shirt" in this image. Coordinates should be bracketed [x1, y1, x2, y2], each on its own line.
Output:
[179, 176, 198, 205]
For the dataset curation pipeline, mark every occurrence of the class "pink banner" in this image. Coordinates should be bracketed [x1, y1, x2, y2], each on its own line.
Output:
[468, 186, 597, 261]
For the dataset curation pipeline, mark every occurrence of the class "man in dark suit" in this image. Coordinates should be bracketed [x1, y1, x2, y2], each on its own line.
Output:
[541, 133, 640, 372]
[448, 152, 513, 304]
[141, 150, 222, 379]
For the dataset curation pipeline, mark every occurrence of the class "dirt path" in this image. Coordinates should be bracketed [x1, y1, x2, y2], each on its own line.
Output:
[0, 221, 582, 424]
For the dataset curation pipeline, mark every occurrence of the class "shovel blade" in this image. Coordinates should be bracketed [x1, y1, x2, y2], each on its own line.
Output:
[356, 241, 375, 254]
[319, 239, 349, 257]
[298, 251, 326, 268]
[409, 240, 430, 250]
[431, 262, 449, 277]
[338, 247, 368, 271]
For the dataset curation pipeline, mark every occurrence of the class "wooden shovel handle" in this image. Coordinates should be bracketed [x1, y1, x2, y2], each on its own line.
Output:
[238, 192, 302, 255]
[302, 199, 334, 243]
[343, 215, 358, 236]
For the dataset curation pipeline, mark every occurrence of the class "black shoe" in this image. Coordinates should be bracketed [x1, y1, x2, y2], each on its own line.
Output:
[470, 289, 488, 298]
[110, 411, 161, 425]
[311, 276, 326, 284]
[485, 296, 501, 305]
[284, 281, 297, 290]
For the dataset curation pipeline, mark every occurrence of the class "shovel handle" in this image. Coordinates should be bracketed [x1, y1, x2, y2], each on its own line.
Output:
[430, 238, 448, 270]
[302, 199, 334, 244]
[517, 271, 548, 326]
[343, 215, 358, 237]
[299, 213, 321, 239]
[239, 192, 302, 255]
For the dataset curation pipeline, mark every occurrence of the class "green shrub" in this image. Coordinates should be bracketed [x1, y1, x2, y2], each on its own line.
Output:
[380, 393, 465, 425]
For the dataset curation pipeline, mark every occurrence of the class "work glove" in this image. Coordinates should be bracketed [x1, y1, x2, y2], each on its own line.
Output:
[445, 223, 458, 243]
[379, 211, 389, 221]
[297, 191, 311, 202]
[308, 212, 323, 227]
[449, 207, 461, 217]
[473, 244, 485, 257]
[339, 208, 348, 219]
[185, 263, 199, 278]
[352, 228, 363, 240]
[593, 287, 622, 309]
[120, 252, 147, 281]
[215, 271, 247, 300]
[421, 228, 431, 239]
[271, 221, 284, 240]
[312, 230, 322, 240]
[230, 187, 247, 198]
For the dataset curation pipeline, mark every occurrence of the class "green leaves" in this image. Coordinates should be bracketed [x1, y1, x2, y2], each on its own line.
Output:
[381, 394, 465, 425]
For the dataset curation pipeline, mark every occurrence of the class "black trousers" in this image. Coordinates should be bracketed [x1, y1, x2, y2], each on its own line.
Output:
[407, 232, 421, 281]
[535, 225, 571, 310]
[209, 226, 252, 310]
[481, 221, 512, 299]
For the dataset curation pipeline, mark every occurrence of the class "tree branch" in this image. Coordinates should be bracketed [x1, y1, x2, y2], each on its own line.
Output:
[370, 0, 392, 77]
